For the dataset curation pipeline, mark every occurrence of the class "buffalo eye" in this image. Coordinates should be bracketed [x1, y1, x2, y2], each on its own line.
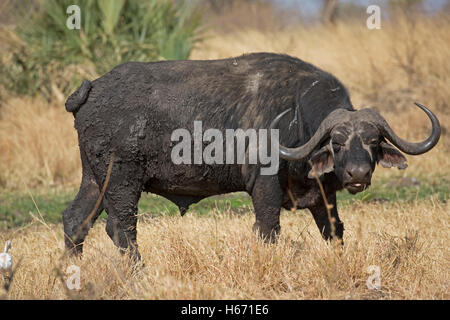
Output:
[332, 142, 342, 153]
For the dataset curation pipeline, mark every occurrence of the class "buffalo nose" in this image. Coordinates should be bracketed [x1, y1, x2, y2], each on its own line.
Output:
[345, 164, 371, 182]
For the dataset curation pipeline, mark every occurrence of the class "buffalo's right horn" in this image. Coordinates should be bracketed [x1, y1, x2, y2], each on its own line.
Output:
[270, 108, 351, 161]
[362, 102, 441, 155]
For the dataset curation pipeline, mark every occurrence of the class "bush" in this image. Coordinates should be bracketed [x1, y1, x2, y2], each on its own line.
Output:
[0, 0, 202, 100]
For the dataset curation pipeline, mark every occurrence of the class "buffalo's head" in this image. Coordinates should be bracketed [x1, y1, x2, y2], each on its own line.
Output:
[271, 103, 441, 194]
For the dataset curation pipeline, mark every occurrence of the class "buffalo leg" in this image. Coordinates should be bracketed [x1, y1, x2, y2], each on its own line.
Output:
[103, 163, 143, 262]
[308, 193, 344, 242]
[251, 176, 283, 242]
[63, 149, 104, 255]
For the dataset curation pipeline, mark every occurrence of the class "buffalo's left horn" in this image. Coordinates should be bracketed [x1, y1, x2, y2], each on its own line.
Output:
[364, 102, 441, 155]
[270, 108, 351, 160]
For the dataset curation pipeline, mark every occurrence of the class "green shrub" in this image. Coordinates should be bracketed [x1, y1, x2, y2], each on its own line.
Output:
[0, 0, 202, 100]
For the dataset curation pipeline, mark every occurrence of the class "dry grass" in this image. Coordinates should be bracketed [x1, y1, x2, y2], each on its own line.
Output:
[0, 97, 80, 190]
[0, 200, 448, 299]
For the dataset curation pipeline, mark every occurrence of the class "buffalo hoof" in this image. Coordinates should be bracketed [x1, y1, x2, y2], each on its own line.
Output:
[252, 221, 280, 243]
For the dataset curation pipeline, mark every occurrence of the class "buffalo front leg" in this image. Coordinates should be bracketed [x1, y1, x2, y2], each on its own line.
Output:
[308, 193, 344, 242]
[103, 163, 143, 262]
[251, 176, 283, 242]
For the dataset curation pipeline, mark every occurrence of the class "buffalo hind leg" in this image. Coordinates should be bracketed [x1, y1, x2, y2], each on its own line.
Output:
[251, 176, 283, 243]
[103, 163, 143, 262]
[63, 150, 104, 256]
[308, 193, 344, 243]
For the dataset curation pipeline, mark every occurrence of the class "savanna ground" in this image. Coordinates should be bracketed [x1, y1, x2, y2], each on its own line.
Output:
[0, 11, 449, 299]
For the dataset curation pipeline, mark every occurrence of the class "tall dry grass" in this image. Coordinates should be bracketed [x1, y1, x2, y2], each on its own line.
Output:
[1, 200, 448, 299]
[0, 97, 80, 190]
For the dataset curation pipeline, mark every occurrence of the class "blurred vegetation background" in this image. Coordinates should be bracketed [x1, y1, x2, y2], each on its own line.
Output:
[0, 0, 202, 100]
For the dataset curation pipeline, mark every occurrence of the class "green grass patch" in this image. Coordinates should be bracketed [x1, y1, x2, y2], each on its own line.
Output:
[0, 189, 75, 229]
[337, 176, 449, 204]
[0, 175, 447, 229]
[0, 189, 253, 229]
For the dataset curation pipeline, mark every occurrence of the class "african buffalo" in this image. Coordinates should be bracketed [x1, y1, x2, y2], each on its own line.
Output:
[63, 53, 440, 260]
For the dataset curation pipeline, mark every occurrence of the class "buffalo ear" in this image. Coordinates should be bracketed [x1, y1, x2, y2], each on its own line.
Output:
[308, 145, 334, 179]
[378, 141, 408, 169]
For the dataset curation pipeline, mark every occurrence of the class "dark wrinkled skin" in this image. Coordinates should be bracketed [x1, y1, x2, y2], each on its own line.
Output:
[63, 53, 387, 260]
